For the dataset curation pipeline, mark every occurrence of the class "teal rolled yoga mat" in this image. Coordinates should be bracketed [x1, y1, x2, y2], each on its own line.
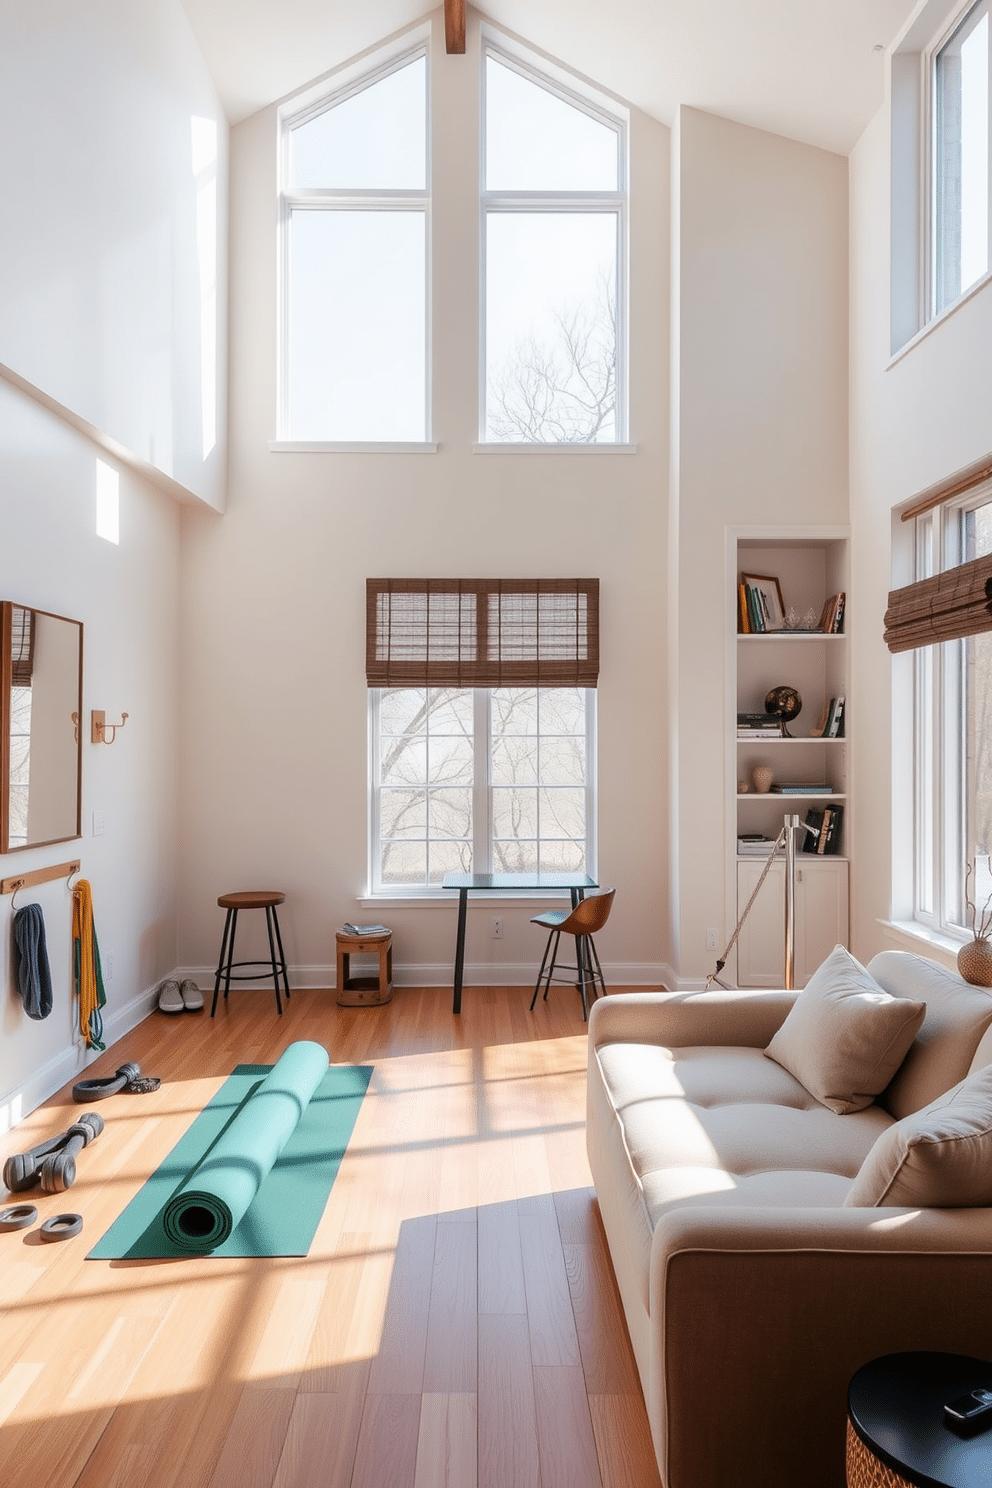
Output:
[161, 1040, 329, 1253]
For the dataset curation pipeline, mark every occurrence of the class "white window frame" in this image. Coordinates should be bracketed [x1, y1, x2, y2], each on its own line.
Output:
[912, 485, 992, 937]
[274, 33, 433, 450]
[478, 33, 629, 448]
[928, 0, 991, 318]
[368, 687, 598, 897]
[889, 0, 992, 353]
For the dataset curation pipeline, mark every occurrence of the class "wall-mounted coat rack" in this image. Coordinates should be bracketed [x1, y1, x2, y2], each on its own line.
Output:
[91, 710, 128, 744]
[1, 859, 82, 906]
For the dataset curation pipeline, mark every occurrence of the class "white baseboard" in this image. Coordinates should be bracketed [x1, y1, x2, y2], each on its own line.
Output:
[0, 979, 163, 1135]
[180, 960, 673, 991]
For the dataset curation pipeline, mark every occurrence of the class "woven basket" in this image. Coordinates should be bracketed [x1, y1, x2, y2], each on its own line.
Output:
[958, 937, 992, 987]
[846, 1421, 914, 1488]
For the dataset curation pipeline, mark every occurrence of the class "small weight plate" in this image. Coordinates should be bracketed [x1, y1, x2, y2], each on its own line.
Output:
[39, 1213, 83, 1242]
[0, 1204, 38, 1231]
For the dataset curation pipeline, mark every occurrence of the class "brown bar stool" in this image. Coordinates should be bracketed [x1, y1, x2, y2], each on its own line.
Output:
[530, 888, 615, 1021]
[210, 891, 290, 1016]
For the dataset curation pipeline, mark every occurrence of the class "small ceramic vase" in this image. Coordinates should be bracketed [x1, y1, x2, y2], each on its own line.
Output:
[958, 938, 992, 987]
[737, 779, 749, 794]
[752, 766, 773, 795]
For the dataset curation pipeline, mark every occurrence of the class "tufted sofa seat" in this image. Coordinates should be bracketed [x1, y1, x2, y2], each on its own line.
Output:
[586, 952, 992, 1488]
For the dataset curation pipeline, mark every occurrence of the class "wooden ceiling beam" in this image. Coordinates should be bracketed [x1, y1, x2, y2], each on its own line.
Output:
[444, 0, 466, 55]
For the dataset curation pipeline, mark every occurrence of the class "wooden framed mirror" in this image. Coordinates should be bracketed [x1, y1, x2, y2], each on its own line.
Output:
[0, 602, 83, 853]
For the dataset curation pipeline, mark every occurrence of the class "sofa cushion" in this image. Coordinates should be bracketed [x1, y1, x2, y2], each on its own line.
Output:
[845, 1065, 992, 1208]
[592, 1039, 892, 1314]
[764, 945, 925, 1114]
[868, 951, 992, 1119]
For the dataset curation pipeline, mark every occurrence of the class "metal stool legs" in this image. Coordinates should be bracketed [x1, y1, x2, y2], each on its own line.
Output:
[210, 899, 290, 1017]
[530, 928, 605, 1020]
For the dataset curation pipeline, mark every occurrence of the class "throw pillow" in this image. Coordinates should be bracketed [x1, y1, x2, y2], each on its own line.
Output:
[845, 1065, 992, 1207]
[764, 945, 926, 1114]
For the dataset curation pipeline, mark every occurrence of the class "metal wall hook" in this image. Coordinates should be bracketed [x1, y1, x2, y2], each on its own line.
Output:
[91, 710, 129, 745]
[9, 879, 26, 911]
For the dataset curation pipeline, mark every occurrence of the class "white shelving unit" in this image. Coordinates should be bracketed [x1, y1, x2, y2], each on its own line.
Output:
[728, 529, 851, 987]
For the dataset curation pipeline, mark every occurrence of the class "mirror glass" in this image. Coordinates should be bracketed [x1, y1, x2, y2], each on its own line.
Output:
[1, 602, 83, 853]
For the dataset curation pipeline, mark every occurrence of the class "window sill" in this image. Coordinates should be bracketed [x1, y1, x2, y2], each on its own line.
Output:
[879, 918, 967, 963]
[888, 267, 992, 369]
[473, 442, 637, 454]
[358, 891, 577, 908]
[269, 441, 438, 453]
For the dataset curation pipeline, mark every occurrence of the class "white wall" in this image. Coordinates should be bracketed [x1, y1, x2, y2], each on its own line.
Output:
[0, 379, 181, 1128]
[0, 0, 226, 1126]
[0, 0, 228, 510]
[177, 10, 673, 989]
[670, 107, 850, 983]
[849, 97, 992, 967]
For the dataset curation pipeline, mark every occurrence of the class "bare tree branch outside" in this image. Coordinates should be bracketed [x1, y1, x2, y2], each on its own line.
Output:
[486, 273, 617, 444]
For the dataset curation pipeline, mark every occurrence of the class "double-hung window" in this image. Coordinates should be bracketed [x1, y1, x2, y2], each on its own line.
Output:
[278, 44, 430, 443]
[481, 41, 628, 444]
[888, 478, 992, 935]
[366, 580, 599, 894]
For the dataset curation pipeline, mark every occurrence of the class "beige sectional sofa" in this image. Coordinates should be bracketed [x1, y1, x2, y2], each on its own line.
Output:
[586, 949, 992, 1488]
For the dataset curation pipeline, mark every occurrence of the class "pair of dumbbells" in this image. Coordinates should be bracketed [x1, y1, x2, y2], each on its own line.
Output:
[2, 1111, 104, 1196]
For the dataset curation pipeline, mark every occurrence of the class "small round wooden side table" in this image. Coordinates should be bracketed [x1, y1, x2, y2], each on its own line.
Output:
[335, 930, 393, 1006]
[848, 1352, 992, 1488]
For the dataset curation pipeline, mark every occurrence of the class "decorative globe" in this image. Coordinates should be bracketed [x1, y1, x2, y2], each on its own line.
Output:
[765, 686, 802, 736]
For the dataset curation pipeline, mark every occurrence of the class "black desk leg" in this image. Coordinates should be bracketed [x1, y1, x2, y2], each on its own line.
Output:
[453, 889, 468, 1014]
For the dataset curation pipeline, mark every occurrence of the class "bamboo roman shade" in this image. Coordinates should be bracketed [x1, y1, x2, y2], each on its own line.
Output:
[11, 605, 34, 686]
[884, 555, 992, 653]
[366, 579, 600, 686]
[884, 452, 992, 653]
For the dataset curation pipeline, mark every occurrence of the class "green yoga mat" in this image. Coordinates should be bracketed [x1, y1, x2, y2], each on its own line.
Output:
[88, 1045, 372, 1260]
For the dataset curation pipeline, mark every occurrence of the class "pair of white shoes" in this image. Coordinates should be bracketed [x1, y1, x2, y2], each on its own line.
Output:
[158, 978, 203, 1014]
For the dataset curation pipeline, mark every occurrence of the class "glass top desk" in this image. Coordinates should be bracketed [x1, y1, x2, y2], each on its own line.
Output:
[441, 872, 599, 1013]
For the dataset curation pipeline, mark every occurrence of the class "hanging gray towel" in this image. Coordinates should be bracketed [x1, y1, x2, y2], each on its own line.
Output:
[13, 903, 53, 1019]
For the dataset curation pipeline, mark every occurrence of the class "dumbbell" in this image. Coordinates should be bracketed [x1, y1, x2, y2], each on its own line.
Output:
[2, 1111, 104, 1194]
[39, 1113, 106, 1194]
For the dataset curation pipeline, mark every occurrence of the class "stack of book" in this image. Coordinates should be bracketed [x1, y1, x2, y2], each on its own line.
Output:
[818, 593, 846, 633]
[738, 583, 779, 633]
[809, 696, 846, 738]
[737, 711, 784, 739]
[769, 783, 834, 795]
[737, 834, 784, 856]
[801, 805, 844, 855]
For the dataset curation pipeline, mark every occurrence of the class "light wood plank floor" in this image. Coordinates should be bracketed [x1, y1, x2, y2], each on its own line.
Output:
[0, 986, 662, 1488]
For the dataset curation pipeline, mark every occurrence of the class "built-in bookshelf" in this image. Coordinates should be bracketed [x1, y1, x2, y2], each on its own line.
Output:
[728, 530, 851, 986]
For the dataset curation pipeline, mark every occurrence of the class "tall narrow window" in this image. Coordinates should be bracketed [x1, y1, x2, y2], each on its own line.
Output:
[481, 44, 627, 444]
[279, 48, 429, 442]
[934, 0, 991, 314]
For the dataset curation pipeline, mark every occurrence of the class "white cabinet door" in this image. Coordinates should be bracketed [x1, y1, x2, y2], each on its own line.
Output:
[735, 858, 849, 987]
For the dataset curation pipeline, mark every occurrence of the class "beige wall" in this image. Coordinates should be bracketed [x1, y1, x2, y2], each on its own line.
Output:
[670, 106, 850, 982]
[177, 12, 673, 988]
[849, 95, 992, 968]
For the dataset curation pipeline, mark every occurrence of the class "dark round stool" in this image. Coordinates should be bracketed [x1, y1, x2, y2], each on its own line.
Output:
[210, 891, 290, 1017]
[848, 1352, 992, 1488]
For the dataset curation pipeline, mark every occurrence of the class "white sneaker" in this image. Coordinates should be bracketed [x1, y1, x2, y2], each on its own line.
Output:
[180, 979, 204, 1012]
[158, 979, 184, 1014]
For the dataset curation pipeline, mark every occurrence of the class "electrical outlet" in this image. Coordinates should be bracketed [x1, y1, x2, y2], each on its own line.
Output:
[491, 917, 503, 939]
[705, 928, 719, 951]
[92, 809, 107, 836]
[105, 950, 114, 981]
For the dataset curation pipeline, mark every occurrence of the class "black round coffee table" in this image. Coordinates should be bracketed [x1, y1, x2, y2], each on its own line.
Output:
[848, 1353, 992, 1488]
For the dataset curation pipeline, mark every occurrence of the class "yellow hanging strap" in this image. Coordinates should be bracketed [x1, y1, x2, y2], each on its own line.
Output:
[72, 879, 106, 1051]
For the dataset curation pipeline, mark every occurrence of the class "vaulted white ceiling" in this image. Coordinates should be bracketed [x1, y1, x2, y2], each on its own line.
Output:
[179, 0, 919, 154]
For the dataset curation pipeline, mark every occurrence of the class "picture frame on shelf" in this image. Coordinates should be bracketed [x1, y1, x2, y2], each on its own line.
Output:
[741, 572, 785, 632]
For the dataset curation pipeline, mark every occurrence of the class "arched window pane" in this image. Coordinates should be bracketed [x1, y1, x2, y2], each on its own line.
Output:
[290, 56, 427, 190]
[485, 56, 618, 191]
